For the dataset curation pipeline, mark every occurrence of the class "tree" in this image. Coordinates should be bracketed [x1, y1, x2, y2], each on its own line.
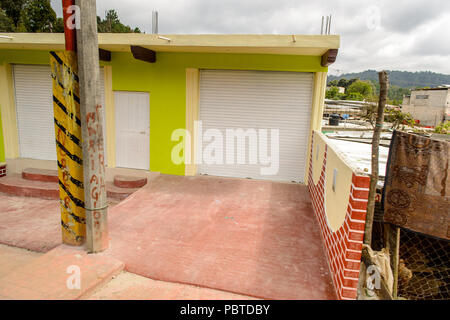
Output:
[328, 79, 339, 87]
[384, 108, 415, 130]
[53, 17, 64, 33]
[0, 8, 13, 31]
[0, 0, 26, 27]
[22, 0, 56, 32]
[326, 86, 339, 99]
[97, 9, 141, 33]
[346, 80, 374, 100]
[337, 78, 348, 88]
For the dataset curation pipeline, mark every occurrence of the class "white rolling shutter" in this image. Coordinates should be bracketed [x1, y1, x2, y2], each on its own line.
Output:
[13, 65, 56, 160]
[13, 64, 106, 161]
[198, 69, 313, 183]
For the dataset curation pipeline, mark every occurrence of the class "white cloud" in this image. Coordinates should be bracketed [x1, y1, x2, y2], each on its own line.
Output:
[51, 0, 450, 74]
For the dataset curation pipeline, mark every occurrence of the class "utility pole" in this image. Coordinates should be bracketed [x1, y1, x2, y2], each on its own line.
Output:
[76, 0, 108, 252]
[364, 70, 389, 246]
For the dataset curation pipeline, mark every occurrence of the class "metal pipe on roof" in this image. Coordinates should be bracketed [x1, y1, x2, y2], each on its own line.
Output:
[321, 16, 324, 34]
[152, 10, 158, 34]
[329, 15, 332, 34]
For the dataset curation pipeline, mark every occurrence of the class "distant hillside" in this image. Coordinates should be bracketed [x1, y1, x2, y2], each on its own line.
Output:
[328, 70, 450, 88]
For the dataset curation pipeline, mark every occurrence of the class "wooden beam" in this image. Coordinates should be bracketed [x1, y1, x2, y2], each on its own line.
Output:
[130, 45, 156, 63]
[321, 49, 338, 67]
[99, 48, 111, 61]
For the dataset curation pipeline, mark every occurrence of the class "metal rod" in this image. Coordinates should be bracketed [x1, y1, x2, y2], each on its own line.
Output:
[328, 15, 332, 34]
[152, 10, 158, 34]
[321, 16, 324, 34]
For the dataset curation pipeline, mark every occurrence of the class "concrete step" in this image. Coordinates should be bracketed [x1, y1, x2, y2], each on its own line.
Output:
[0, 174, 139, 201]
[106, 182, 139, 201]
[22, 168, 59, 183]
[0, 174, 59, 200]
[113, 175, 147, 189]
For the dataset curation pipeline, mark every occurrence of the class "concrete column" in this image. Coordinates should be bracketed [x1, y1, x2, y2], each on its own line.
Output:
[76, 0, 108, 252]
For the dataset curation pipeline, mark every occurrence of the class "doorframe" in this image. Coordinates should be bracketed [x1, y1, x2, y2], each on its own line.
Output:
[113, 90, 150, 170]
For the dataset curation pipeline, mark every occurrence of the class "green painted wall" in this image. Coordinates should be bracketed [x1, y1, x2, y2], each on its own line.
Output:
[111, 51, 327, 175]
[0, 49, 327, 175]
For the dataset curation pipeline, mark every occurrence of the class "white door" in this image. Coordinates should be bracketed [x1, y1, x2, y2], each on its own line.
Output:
[13, 64, 106, 161]
[114, 91, 150, 170]
[198, 69, 313, 182]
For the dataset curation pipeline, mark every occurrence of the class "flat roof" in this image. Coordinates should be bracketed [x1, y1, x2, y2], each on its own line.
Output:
[0, 33, 339, 56]
[411, 87, 450, 91]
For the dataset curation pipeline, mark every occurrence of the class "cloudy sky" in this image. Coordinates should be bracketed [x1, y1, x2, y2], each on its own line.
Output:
[51, 0, 450, 75]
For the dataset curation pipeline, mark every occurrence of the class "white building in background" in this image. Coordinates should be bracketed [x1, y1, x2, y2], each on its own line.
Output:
[402, 86, 450, 126]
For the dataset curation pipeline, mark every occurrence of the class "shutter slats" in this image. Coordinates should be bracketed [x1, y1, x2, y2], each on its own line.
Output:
[13, 64, 106, 161]
[198, 69, 313, 183]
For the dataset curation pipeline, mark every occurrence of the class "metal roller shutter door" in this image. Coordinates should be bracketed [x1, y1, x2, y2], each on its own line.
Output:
[198, 69, 313, 182]
[13, 64, 106, 161]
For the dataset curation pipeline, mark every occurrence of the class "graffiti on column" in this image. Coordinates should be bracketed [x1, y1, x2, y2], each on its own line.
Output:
[85, 104, 107, 244]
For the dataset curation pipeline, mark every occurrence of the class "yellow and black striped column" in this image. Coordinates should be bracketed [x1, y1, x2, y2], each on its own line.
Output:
[50, 51, 86, 246]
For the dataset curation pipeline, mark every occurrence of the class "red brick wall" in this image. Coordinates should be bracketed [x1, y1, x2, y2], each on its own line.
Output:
[308, 133, 370, 300]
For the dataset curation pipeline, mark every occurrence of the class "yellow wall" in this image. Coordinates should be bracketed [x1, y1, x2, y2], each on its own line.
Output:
[305, 71, 327, 184]
[103, 65, 116, 167]
[0, 63, 19, 159]
[311, 131, 353, 232]
[185, 68, 199, 176]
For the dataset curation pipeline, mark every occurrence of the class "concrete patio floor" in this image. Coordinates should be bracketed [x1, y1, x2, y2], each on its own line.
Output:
[105, 174, 336, 300]
[0, 174, 336, 300]
[0, 194, 61, 252]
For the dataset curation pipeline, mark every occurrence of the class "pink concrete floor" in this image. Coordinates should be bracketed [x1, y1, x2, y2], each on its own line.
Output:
[0, 193, 62, 252]
[0, 244, 124, 300]
[105, 175, 336, 300]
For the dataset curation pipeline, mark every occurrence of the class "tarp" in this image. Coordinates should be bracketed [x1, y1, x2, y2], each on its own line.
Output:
[383, 131, 449, 240]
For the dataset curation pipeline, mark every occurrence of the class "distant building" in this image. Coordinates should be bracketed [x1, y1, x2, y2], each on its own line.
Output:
[326, 86, 345, 94]
[402, 86, 450, 126]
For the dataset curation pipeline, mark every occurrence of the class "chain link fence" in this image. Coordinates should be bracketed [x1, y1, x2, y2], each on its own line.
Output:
[372, 198, 449, 300]
[397, 229, 449, 300]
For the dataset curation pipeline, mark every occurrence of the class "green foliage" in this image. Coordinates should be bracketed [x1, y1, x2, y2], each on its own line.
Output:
[364, 104, 415, 129]
[334, 78, 358, 89]
[0, 2, 140, 33]
[326, 86, 339, 99]
[0, 8, 13, 31]
[0, 0, 26, 27]
[97, 9, 141, 33]
[384, 108, 416, 130]
[346, 92, 365, 101]
[328, 79, 338, 87]
[53, 17, 64, 33]
[329, 69, 450, 90]
[434, 121, 450, 134]
[346, 80, 374, 100]
[22, 0, 56, 32]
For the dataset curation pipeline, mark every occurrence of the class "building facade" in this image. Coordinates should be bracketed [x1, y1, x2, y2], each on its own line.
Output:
[0, 33, 339, 183]
[402, 87, 450, 127]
